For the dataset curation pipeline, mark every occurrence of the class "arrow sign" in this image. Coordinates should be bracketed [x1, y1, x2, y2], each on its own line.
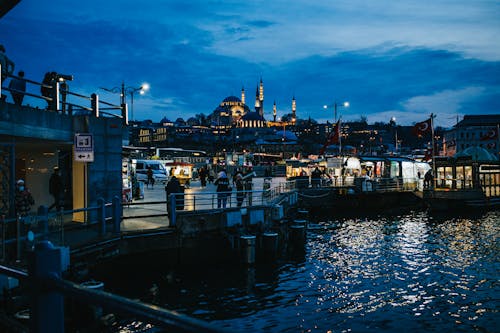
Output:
[74, 151, 94, 162]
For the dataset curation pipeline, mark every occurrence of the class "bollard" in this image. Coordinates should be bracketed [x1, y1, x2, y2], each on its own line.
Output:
[293, 219, 308, 228]
[240, 235, 256, 265]
[261, 232, 279, 259]
[297, 209, 309, 219]
[289, 225, 306, 249]
[28, 241, 64, 333]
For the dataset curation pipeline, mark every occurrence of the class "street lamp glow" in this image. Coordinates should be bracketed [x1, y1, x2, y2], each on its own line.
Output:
[343, 101, 350, 107]
[141, 83, 150, 92]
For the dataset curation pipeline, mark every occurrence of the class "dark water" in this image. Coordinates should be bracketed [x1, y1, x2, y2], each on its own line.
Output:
[94, 210, 499, 333]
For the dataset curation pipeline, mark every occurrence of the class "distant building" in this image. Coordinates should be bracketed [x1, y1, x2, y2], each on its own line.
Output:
[443, 115, 500, 158]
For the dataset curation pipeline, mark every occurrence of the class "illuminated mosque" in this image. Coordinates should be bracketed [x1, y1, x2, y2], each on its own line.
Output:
[212, 79, 297, 129]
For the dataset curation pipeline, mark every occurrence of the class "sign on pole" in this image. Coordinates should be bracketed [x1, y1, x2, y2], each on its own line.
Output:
[74, 133, 94, 162]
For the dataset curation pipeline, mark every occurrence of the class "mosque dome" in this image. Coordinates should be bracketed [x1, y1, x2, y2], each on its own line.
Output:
[222, 96, 241, 103]
[455, 146, 498, 161]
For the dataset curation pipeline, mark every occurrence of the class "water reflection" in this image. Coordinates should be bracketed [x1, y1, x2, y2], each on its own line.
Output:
[93, 211, 499, 333]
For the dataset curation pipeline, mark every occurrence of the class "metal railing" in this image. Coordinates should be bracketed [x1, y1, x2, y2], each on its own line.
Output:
[123, 180, 296, 227]
[0, 197, 121, 263]
[0, 241, 227, 332]
[291, 176, 420, 192]
[1, 65, 127, 124]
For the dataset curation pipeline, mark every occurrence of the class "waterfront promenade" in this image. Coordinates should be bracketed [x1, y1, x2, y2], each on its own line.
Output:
[121, 176, 287, 231]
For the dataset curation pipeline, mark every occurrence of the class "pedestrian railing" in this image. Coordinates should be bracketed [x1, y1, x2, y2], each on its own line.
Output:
[0, 196, 121, 263]
[1, 66, 127, 124]
[0, 241, 227, 332]
[122, 180, 296, 224]
[293, 176, 420, 192]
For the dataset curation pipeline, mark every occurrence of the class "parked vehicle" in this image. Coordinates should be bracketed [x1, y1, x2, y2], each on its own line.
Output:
[131, 159, 168, 184]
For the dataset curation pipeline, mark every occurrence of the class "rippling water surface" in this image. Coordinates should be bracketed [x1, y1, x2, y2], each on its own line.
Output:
[97, 210, 499, 332]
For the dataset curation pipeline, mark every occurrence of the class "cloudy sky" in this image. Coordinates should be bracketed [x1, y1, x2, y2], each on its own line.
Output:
[2, 0, 499, 127]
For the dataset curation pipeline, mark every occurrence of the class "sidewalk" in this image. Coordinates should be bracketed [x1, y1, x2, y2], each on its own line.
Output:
[121, 177, 286, 231]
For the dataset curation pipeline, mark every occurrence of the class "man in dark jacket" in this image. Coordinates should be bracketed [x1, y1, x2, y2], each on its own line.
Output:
[165, 176, 182, 214]
[49, 167, 64, 211]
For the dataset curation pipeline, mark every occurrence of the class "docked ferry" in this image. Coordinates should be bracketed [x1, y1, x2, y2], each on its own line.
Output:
[423, 147, 500, 211]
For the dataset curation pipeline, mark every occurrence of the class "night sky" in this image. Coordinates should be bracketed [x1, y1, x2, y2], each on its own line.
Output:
[2, 0, 499, 127]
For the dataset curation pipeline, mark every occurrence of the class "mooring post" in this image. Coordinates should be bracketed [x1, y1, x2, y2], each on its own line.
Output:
[112, 196, 121, 234]
[28, 241, 64, 333]
[97, 198, 106, 235]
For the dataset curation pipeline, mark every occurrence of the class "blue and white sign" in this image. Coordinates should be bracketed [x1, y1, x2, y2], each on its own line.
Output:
[74, 133, 94, 162]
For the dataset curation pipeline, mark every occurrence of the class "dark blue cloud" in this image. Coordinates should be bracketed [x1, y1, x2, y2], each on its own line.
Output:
[1, 1, 499, 128]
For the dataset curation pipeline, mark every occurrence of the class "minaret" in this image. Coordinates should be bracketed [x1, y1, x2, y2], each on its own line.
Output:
[292, 96, 297, 123]
[259, 78, 264, 117]
[273, 101, 277, 122]
[241, 86, 245, 105]
[255, 85, 260, 110]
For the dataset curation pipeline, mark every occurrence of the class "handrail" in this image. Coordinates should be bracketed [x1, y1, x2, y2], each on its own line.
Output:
[0, 257, 227, 332]
[1, 69, 126, 123]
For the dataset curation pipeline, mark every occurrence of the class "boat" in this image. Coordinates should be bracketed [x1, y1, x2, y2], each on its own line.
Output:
[423, 147, 500, 211]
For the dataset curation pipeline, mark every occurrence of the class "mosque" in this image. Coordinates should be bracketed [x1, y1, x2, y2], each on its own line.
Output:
[211, 78, 297, 129]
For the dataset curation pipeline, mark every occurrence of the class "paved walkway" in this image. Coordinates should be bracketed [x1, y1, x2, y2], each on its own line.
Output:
[121, 177, 287, 231]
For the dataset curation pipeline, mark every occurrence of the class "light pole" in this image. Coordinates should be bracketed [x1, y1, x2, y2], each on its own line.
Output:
[323, 101, 349, 123]
[100, 82, 149, 121]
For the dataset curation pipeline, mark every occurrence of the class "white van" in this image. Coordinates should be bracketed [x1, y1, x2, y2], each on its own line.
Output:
[132, 159, 168, 184]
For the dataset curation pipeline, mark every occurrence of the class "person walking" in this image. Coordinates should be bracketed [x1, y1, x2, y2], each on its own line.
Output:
[146, 166, 155, 188]
[214, 170, 230, 208]
[8, 70, 26, 106]
[15, 179, 34, 217]
[49, 166, 64, 211]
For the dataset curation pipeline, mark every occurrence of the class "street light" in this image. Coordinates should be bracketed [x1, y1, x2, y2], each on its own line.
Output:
[100, 82, 150, 121]
[323, 101, 349, 123]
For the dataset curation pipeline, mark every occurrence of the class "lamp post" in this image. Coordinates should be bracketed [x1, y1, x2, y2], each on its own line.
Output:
[323, 101, 349, 123]
[100, 82, 149, 121]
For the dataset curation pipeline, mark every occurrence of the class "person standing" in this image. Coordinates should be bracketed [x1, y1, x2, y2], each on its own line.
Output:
[165, 175, 181, 216]
[311, 167, 322, 187]
[0, 44, 14, 87]
[8, 70, 25, 106]
[235, 173, 245, 207]
[49, 167, 64, 211]
[41, 71, 57, 110]
[199, 166, 207, 187]
[214, 170, 230, 208]
[15, 179, 34, 217]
